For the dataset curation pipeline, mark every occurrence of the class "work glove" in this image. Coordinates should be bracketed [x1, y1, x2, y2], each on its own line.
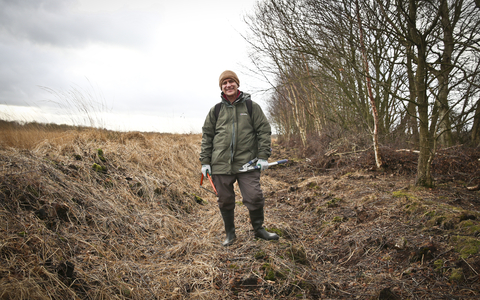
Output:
[256, 159, 269, 171]
[201, 164, 211, 177]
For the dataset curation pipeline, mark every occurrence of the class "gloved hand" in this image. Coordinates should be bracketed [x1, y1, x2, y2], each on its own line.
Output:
[201, 164, 211, 177]
[256, 159, 269, 171]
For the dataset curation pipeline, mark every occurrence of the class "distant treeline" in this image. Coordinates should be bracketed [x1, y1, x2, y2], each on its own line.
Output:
[0, 119, 89, 131]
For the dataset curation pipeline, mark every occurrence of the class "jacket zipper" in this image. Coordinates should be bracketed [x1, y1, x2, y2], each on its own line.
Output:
[230, 105, 235, 165]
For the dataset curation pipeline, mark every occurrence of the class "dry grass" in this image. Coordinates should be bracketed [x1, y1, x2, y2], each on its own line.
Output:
[0, 123, 71, 150]
[2, 123, 480, 299]
[1, 125, 226, 299]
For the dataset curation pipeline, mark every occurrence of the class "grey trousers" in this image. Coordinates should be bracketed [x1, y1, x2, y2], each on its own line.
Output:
[211, 171, 265, 211]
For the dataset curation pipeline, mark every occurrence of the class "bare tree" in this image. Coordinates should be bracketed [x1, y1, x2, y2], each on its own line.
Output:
[355, 0, 383, 168]
[245, 0, 480, 185]
[245, 0, 402, 142]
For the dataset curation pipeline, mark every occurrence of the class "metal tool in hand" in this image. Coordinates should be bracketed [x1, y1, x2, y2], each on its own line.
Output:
[238, 158, 288, 172]
[200, 172, 218, 196]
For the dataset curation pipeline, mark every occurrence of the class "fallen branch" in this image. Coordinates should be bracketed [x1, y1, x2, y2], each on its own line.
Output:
[466, 185, 480, 191]
[396, 149, 420, 154]
[326, 148, 371, 157]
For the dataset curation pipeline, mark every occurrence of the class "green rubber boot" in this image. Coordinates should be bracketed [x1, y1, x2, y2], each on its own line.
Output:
[220, 209, 236, 246]
[249, 208, 279, 240]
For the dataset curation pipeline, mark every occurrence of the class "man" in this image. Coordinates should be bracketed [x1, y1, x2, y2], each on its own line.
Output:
[200, 70, 279, 246]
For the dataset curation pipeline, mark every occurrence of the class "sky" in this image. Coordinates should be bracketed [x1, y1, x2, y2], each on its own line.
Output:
[0, 0, 270, 133]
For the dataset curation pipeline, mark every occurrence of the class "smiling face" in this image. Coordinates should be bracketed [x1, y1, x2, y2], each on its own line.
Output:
[221, 78, 239, 103]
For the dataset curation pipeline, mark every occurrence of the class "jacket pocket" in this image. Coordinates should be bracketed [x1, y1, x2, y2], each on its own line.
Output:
[212, 147, 228, 165]
[234, 148, 255, 165]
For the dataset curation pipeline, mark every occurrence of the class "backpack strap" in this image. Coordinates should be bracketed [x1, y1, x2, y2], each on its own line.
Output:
[214, 102, 222, 121]
[214, 99, 253, 121]
[246, 99, 253, 117]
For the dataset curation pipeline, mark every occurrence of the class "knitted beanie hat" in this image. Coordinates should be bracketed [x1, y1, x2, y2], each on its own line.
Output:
[219, 70, 240, 89]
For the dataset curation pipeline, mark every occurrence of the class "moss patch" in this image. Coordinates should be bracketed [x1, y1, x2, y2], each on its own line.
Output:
[403, 200, 424, 214]
[326, 198, 341, 208]
[261, 263, 286, 281]
[450, 235, 480, 258]
[333, 216, 344, 223]
[254, 250, 267, 260]
[92, 163, 107, 173]
[458, 220, 480, 236]
[286, 244, 308, 265]
[97, 148, 106, 162]
[449, 268, 464, 282]
[266, 227, 283, 237]
[434, 259, 444, 273]
[392, 190, 414, 199]
[192, 194, 206, 204]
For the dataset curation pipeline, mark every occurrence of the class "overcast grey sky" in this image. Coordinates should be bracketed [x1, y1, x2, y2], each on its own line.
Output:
[0, 0, 268, 133]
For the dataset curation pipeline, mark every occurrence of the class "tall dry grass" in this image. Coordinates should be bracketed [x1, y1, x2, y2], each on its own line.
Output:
[0, 120, 83, 150]
[0, 124, 232, 299]
[1, 123, 326, 300]
[41, 82, 111, 129]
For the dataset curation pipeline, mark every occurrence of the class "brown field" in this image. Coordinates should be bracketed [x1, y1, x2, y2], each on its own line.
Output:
[1, 123, 480, 299]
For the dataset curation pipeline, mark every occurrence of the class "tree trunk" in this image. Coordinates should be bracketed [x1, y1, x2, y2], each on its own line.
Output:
[472, 98, 480, 146]
[436, 0, 455, 147]
[415, 48, 435, 187]
[356, 0, 383, 168]
[286, 84, 307, 148]
[409, 0, 434, 187]
[406, 45, 419, 146]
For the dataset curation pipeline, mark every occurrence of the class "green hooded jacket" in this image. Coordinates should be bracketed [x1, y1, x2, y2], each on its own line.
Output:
[200, 92, 271, 174]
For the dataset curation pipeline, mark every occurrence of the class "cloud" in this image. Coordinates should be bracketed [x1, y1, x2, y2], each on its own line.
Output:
[0, 0, 267, 133]
[0, 0, 161, 107]
[0, 0, 158, 48]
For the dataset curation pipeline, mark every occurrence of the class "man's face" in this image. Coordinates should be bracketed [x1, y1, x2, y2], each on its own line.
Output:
[221, 78, 238, 99]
